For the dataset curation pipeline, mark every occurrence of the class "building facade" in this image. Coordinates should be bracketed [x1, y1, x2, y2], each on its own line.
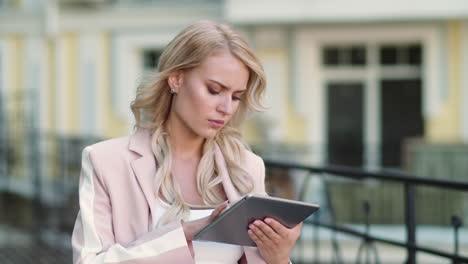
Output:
[1, 0, 468, 188]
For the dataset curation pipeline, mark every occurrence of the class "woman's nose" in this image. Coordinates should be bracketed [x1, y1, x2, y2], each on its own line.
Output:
[217, 96, 233, 115]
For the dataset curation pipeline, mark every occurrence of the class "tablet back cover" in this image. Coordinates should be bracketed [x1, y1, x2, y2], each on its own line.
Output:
[194, 195, 319, 246]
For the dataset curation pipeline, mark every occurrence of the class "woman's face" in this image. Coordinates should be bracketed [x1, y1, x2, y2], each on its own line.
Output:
[168, 52, 249, 139]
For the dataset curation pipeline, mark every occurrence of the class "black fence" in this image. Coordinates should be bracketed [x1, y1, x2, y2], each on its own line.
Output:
[0, 132, 101, 263]
[1, 130, 467, 263]
[264, 160, 468, 264]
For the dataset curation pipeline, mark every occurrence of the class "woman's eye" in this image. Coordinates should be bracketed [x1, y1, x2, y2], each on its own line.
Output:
[232, 96, 242, 101]
[208, 87, 220, 95]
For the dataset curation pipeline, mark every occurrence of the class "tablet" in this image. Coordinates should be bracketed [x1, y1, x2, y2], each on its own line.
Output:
[194, 194, 320, 246]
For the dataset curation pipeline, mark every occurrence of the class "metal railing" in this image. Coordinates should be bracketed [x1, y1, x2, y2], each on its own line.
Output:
[265, 160, 468, 264]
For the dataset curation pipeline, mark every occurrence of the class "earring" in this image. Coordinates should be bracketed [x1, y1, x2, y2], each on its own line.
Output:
[170, 88, 176, 94]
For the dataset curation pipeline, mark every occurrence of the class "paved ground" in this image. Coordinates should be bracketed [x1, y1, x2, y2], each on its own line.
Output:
[0, 224, 467, 263]
[0, 246, 71, 264]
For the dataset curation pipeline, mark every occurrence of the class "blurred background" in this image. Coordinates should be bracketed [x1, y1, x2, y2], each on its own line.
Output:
[1, 0, 468, 263]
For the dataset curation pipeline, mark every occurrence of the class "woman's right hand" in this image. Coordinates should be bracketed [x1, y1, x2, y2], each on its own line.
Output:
[182, 200, 229, 241]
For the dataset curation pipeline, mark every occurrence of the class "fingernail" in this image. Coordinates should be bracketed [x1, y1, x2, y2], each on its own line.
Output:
[265, 218, 271, 223]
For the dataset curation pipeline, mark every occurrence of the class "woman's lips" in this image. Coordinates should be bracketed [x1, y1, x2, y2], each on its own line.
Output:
[208, 119, 224, 129]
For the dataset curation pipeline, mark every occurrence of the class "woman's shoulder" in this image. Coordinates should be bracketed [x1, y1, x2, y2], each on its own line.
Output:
[240, 147, 267, 194]
[242, 148, 263, 164]
[85, 135, 131, 157]
[241, 147, 265, 176]
[81, 134, 140, 171]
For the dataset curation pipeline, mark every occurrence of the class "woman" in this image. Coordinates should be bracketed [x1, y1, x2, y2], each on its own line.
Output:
[72, 20, 302, 264]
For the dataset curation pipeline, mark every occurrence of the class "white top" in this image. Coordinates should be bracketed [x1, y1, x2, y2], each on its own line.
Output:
[154, 200, 244, 264]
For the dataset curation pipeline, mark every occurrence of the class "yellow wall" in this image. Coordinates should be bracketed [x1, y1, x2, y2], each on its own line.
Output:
[63, 33, 79, 134]
[242, 47, 308, 146]
[241, 114, 262, 145]
[10, 0, 21, 8]
[8, 35, 26, 178]
[426, 21, 462, 142]
[284, 102, 307, 144]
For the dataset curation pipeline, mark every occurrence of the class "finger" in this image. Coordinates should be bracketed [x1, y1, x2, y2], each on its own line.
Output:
[264, 218, 289, 237]
[248, 229, 264, 248]
[209, 200, 228, 221]
[293, 222, 304, 231]
[249, 223, 270, 244]
[212, 201, 228, 216]
[291, 222, 303, 236]
[253, 220, 281, 242]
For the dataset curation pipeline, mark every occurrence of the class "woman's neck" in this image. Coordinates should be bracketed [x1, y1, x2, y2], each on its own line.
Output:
[165, 115, 205, 161]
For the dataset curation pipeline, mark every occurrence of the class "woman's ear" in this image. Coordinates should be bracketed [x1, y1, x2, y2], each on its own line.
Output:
[168, 70, 184, 93]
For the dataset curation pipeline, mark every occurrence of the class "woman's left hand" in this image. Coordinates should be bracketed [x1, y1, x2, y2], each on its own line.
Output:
[248, 218, 302, 264]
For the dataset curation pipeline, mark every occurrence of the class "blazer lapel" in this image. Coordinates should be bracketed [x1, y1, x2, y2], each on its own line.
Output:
[220, 169, 242, 202]
[129, 131, 266, 263]
[219, 152, 266, 264]
[129, 129, 159, 229]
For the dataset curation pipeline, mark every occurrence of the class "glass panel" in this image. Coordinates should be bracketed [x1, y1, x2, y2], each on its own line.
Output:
[143, 49, 162, 70]
[323, 47, 340, 66]
[408, 44, 422, 65]
[380, 46, 398, 65]
[381, 79, 423, 168]
[327, 82, 364, 167]
[350, 46, 366, 66]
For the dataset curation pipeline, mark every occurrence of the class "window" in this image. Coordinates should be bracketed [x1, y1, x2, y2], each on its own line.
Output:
[321, 42, 423, 169]
[322, 45, 366, 66]
[379, 44, 422, 66]
[142, 49, 162, 71]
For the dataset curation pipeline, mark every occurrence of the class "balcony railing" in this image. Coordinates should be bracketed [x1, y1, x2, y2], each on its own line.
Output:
[264, 160, 468, 264]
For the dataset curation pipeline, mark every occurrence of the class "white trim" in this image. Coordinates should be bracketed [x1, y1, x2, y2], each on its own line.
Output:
[79, 146, 103, 260]
[25, 36, 47, 132]
[59, 4, 222, 31]
[0, 2, 221, 34]
[423, 25, 446, 116]
[379, 66, 421, 79]
[226, 0, 468, 24]
[44, 0, 59, 37]
[295, 23, 443, 167]
[259, 53, 287, 142]
[22, 0, 41, 11]
[23, 36, 43, 194]
[365, 43, 381, 169]
[0, 13, 42, 34]
[253, 28, 288, 141]
[112, 29, 180, 132]
[105, 228, 187, 262]
[254, 28, 287, 50]
[24, 35, 49, 192]
[95, 34, 102, 137]
[296, 35, 324, 164]
[79, 32, 99, 136]
[462, 21, 468, 142]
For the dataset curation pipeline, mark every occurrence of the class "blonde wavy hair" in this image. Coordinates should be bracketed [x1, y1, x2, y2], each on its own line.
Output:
[130, 20, 266, 226]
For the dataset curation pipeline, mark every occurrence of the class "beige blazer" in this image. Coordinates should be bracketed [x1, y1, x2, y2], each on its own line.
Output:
[71, 129, 267, 263]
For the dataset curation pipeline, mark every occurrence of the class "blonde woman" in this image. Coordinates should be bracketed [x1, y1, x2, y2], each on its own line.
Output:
[71, 20, 302, 264]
